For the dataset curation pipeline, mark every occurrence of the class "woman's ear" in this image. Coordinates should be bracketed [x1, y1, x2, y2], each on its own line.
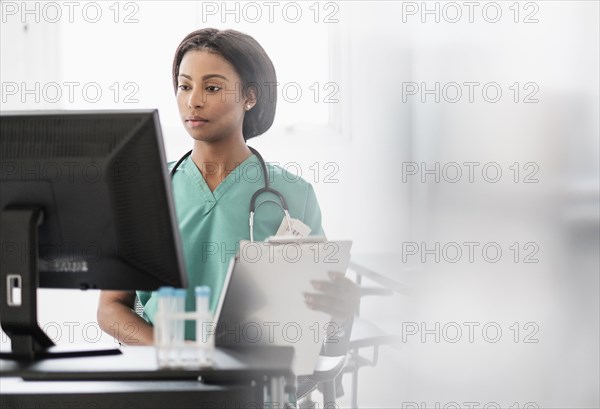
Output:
[244, 84, 258, 110]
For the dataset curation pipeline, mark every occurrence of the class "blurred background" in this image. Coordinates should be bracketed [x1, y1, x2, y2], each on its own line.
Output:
[1, 1, 598, 407]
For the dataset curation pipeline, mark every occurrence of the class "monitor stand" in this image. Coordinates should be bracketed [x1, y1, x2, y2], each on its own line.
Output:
[0, 207, 120, 361]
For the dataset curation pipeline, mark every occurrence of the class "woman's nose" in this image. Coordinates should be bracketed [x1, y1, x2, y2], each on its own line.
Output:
[187, 89, 205, 109]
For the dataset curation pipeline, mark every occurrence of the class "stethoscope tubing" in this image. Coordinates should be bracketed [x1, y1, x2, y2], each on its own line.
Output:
[170, 146, 293, 242]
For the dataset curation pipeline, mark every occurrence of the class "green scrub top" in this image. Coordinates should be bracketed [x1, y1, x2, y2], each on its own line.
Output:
[137, 153, 324, 339]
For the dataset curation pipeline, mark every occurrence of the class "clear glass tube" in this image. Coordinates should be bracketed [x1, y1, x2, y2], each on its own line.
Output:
[195, 286, 214, 364]
[155, 286, 174, 367]
[173, 288, 186, 344]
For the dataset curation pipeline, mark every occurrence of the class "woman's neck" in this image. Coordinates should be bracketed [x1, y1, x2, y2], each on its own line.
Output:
[190, 138, 253, 192]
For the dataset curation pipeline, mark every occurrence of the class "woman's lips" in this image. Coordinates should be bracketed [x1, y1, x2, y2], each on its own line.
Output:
[187, 119, 208, 128]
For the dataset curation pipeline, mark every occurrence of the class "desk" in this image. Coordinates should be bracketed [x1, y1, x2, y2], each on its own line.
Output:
[0, 378, 259, 408]
[1, 345, 294, 408]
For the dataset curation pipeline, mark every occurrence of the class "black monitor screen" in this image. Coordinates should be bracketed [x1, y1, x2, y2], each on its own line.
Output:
[0, 110, 187, 291]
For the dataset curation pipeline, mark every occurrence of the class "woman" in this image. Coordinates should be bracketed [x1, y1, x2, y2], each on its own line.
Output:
[97, 28, 358, 345]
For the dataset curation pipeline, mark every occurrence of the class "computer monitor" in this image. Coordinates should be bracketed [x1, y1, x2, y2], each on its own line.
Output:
[0, 110, 187, 360]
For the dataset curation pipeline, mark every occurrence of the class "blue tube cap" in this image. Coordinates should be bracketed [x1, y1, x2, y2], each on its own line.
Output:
[157, 287, 174, 297]
[195, 286, 211, 298]
[173, 288, 187, 298]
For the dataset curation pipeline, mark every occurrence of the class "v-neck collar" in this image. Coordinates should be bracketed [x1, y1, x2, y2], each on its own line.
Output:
[181, 153, 260, 205]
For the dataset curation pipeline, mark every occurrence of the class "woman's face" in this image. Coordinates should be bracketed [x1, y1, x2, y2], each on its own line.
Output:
[176, 50, 251, 143]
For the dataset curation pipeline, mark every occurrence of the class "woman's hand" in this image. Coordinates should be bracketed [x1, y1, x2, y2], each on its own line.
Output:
[304, 271, 361, 321]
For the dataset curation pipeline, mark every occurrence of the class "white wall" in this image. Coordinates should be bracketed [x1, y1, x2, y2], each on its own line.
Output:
[1, 1, 598, 407]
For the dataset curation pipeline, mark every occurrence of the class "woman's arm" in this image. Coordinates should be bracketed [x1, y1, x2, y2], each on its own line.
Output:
[97, 290, 154, 346]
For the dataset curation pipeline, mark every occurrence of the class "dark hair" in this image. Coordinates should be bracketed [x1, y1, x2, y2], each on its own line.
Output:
[172, 28, 277, 140]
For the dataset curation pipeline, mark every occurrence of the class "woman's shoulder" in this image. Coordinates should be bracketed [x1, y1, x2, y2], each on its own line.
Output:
[266, 161, 314, 194]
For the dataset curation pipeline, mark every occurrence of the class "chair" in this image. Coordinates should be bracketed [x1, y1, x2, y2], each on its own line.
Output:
[296, 317, 355, 407]
[296, 283, 400, 408]
[343, 316, 401, 407]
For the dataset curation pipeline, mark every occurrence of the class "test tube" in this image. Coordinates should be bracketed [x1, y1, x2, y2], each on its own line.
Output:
[171, 288, 186, 367]
[195, 286, 214, 364]
[195, 286, 210, 317]
[156, 287, 174, 343]
[173, 288, 186, 345]
[156, 286, 174, 367]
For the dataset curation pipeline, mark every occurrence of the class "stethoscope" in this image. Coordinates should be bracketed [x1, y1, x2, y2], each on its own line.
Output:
[170, 146, 293, 242]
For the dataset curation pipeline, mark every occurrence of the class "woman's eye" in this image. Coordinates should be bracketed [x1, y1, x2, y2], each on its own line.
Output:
[206, 85, 221, 92]
[178, 85, 190, 91]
